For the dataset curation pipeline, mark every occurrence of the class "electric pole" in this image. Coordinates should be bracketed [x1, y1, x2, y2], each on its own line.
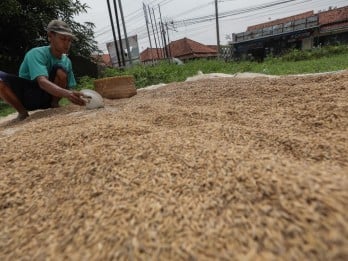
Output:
[158, 4, 169, 60]
[106, 0, 121, 67]
[166, 22, 172, 58]
[113, 0, 125, 67]
[152, 8, 163, 59]
[148, 5, 160, 59]
[143, 3, 154, 63]
[118, 0, 132, 65]
[215, 0, 221, 57]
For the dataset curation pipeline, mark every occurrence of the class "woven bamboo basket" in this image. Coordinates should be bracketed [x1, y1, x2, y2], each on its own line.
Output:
[94, 75, 137, 99]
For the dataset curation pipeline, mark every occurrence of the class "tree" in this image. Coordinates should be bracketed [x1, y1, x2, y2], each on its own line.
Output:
[0, 0, 100, 73]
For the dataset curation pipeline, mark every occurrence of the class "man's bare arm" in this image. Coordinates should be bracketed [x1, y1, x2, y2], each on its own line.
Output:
[37, 76, 86, 106]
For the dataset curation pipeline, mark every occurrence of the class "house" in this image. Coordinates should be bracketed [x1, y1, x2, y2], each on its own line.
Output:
[140, 48, 165, 64]
[207, 45, 218, 51]
[167, 38, 217, 61]
[92, 54, 112, 67]
[140, 38, 217, 64]
[231, 5, 348, 61]
[317, 6, 348, 45]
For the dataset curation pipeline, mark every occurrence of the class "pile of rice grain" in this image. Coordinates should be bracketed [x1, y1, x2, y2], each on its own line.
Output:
[0, 71, 347, 260]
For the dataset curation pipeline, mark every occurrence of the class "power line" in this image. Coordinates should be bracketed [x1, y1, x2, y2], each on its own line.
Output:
[94, 0, 346, 52]
[221, 0, 312, 25]
[172, 0, 301, 27]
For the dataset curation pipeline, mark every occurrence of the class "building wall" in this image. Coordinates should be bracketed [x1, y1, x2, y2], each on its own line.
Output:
[247, 11, 314, 31]
[318, 6, 348, 25]
[231, 5, 348, 61]
[316, 6, 348, 46]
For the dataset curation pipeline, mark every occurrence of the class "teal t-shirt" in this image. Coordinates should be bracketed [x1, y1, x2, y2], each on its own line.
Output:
[19, 46, 76, 88]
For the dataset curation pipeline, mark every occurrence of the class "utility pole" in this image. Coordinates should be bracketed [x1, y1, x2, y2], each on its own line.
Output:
[143, 3, 154, 63]
[158, 21, 166, 59]
[215, 0, 221, 58]
[166, 22, 172, 58]
[158, 4, 169, 60]
[118, 0, 132, 65]
[113, 0, 125, 67]
[148, 5, 160, 59]
[106, 0, 121, 67]
[152, 8, 163, 59]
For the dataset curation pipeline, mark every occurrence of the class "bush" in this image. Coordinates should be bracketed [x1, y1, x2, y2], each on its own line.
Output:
[76, 76, 95, 90]
[281, 44, 348, 62]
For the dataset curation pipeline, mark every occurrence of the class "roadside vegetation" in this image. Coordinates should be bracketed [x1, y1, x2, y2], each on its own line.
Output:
[1, 44, 347, 117]
[100, 44, 348, 87]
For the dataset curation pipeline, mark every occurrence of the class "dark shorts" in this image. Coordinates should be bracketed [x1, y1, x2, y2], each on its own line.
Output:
[0, 65, 67, 111]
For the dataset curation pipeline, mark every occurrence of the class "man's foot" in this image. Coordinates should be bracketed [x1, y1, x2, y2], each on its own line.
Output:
[17, 112, 29, 121]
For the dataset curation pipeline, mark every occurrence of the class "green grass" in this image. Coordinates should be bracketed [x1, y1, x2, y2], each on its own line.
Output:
[1, 45, 348, 118]
[0, 98, 71, 117]
[99, 45, 348, 88]
[0, 101, 15, 117]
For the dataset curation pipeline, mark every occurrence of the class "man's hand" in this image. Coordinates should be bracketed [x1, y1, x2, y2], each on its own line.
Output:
[37, 77, 87, 106]
[67, 91, 87, 106]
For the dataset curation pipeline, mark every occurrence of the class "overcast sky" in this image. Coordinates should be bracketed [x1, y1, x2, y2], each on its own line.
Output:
[75, 0, 347, 53]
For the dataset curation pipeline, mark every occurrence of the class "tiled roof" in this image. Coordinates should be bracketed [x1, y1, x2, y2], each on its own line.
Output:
[168, 38, 217, 59]
[140, 38, 217, 62]
[207, 45, 218, 51]
[140, 48, 165, 62]
[92, 54, 112, 66]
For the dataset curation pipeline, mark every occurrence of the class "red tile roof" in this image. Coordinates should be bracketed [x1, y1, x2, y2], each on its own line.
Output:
[92, 54, 112, 67]
[168, 38, 217, 59]
[140, 38, 217, 62]
[140, 48, 165, 62]
[207, 45, 218, 51]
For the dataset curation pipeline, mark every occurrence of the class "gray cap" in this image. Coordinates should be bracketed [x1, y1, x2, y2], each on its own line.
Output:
[47, 20, 76, 39]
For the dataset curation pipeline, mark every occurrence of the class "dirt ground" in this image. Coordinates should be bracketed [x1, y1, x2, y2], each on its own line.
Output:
[0, 71, 347, 260]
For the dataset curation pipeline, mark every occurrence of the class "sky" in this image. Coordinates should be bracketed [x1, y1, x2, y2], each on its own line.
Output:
[75, 0, 347, 53]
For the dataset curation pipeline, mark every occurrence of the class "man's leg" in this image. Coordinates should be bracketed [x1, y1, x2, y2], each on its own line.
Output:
[50, 68, 68, 108]
[0, 80, 29, 120]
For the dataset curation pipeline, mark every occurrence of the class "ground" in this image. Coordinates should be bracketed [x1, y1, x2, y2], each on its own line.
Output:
[0, 72, 347, 260]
